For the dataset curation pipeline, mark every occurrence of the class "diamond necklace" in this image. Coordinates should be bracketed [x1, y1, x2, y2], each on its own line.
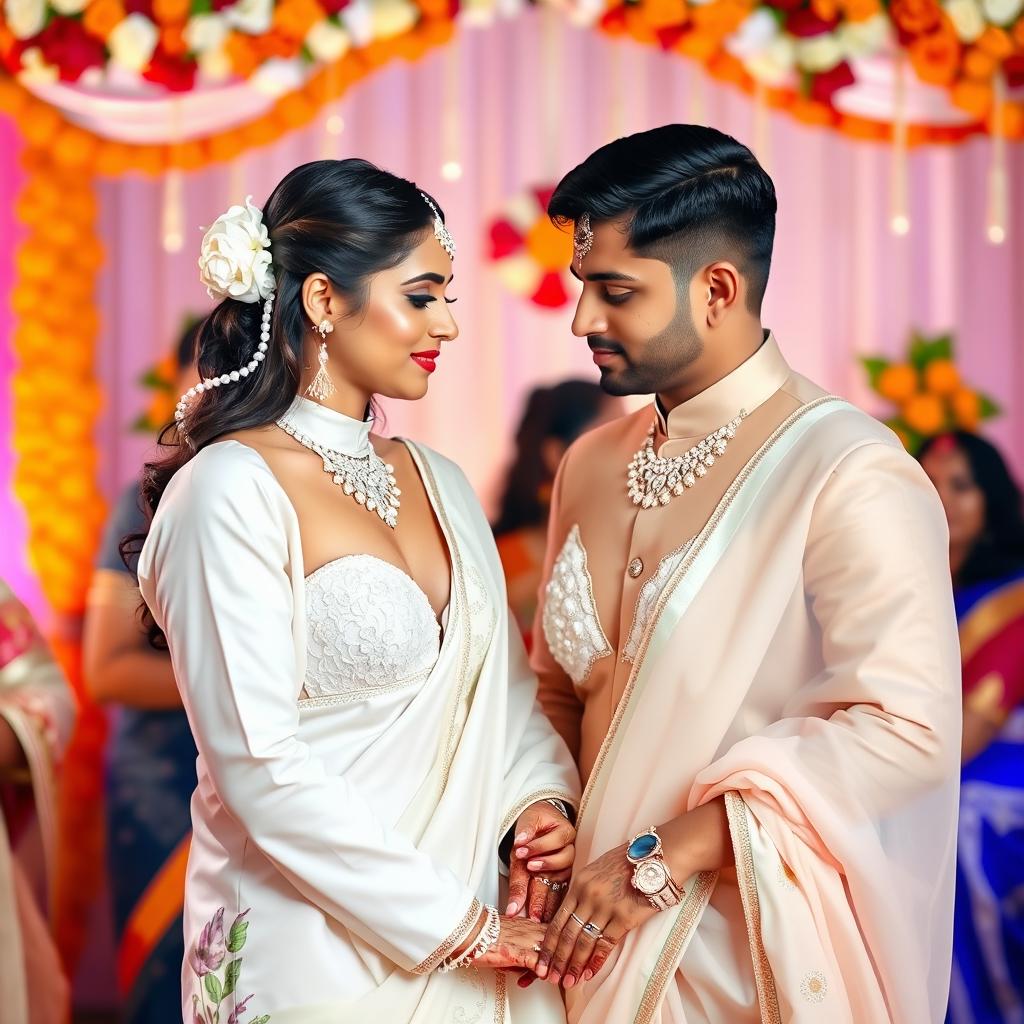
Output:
[276, 415, 401, 528]
[627, 409, 747, 509]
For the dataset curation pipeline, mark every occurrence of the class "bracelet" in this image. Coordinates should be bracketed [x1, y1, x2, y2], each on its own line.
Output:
[544, 798, 571, 820]
[438, 905, 500, 973]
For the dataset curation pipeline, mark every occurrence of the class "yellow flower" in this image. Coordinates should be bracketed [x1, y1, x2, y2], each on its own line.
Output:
[903, 392, 946, 435]
[923, 358, 961, 395]
[877, 363, 919, 402]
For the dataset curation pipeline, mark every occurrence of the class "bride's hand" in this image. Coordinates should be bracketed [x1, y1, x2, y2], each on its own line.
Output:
[473, 916, 547, 972]
[507, 801, 576, 922]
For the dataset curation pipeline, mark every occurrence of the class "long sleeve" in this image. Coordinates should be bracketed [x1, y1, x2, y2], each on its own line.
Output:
[138, 447, 480, 974]
[530, 452, 585, 761]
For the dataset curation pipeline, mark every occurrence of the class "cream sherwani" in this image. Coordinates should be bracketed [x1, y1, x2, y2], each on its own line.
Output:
[533, 335, 961, 1023]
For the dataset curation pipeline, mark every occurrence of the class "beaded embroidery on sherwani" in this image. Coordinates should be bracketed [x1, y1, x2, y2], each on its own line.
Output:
[542, 525, 612, 685]
[622, 538, 695, 663]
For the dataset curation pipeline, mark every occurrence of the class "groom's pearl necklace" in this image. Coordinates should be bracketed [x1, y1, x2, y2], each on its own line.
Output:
[627, 410, 747, 509]
[276, 416, 402, 528]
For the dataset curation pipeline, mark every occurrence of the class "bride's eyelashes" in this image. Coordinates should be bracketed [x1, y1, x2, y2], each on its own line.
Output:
[406, 294, 458, 309]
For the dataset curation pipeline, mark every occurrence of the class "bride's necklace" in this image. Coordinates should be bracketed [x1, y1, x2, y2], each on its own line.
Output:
[276, 403, 401, 529]
[627, 409, 747, 509]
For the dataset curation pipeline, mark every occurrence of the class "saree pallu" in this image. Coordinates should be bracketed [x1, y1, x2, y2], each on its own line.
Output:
[0, 580, 76, 1024]
[566, 400, 961, 1023]
[947, 573, 1024, 1024]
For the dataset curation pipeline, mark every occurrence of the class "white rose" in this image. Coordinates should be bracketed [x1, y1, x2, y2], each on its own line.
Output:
[944, 0, 985, 40]
[16, 46, 57, 84]
[837, 13, 890, 57]
[4, 0, 45, 40]
[369, 0, 417, 39]
[224, 0, 273, 35]
[747, 36, 797, 85]
[795, 32, 844, 72]
[108, 14, 159, 73]
[305, 18, 350, 62]
[982, 0, 1024, 23]
[50, 0, 89, 13]
[198, 196, 275, 303]
[184, 13, 229, 54]
[198, 47, 233, 82]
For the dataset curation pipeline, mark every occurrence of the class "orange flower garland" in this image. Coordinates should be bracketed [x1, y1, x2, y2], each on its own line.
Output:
[863, 332, 1000, 451]
[11, 144, 108, 969]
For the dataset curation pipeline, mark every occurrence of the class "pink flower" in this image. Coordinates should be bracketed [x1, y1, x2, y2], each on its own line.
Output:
[189, 908, 227, 977]
[228, 994, 254, 1023]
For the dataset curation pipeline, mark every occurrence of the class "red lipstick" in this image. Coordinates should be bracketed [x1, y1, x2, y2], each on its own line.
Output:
[411, 349, 440, 373]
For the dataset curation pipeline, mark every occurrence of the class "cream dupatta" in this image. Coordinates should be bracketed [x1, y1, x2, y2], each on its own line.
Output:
[566, 400, 960, 1024]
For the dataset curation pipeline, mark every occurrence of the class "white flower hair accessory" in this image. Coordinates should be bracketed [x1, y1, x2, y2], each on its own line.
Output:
[198, 195, 275, 304]
[176, 196, 276, 441]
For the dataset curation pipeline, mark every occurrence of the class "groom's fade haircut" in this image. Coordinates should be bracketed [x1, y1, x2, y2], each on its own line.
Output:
[548, 124, 777, 314]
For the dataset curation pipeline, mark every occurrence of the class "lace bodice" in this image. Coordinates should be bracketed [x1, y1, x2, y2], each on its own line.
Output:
[303, 555, 442, 702]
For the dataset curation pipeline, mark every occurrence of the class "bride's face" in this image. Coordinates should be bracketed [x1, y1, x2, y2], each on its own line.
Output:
[332, 232, 459, 402]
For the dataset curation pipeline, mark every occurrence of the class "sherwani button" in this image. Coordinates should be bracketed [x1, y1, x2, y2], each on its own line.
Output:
[628, 558, 644, 578]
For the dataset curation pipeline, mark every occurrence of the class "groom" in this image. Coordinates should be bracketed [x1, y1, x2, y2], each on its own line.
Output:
[524, 125, 961, 1021]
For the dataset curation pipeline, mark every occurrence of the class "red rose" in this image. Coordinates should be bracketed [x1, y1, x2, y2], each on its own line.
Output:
[124, 0, 155, 15]
[319, 0, 351, 12]
[1004, 54, 1024, 89]
[143, 46, 197, 91]
[36, 18, 106, 82]
[210, 0, 236, 8]
[786, 8, 838, 36]
[810, 60, 856, 103]
[764, 0, 806, 12]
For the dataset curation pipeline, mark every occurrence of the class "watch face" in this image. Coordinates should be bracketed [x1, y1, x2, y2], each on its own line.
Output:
[634, 860, 669, 895]
[627, 832, 659, 861]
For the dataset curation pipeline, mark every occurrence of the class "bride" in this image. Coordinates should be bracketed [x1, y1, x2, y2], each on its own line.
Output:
[135, 159, 580, 1023]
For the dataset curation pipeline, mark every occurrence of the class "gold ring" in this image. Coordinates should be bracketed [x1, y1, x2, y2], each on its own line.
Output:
[538, 876, 553, 887]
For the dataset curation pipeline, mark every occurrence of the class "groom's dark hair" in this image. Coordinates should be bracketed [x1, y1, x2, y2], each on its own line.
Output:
[548, 124, 777, 313]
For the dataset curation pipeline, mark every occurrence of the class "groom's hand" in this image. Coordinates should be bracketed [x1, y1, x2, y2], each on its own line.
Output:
[507, 801, 575, 923]
[536, 843, 655, 989]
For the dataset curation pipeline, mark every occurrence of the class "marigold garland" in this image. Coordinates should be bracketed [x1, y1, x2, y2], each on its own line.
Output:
[10, 142, 108, 970]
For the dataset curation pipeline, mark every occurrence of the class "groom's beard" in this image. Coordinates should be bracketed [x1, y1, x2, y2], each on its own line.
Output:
[591, 298, 704, 398]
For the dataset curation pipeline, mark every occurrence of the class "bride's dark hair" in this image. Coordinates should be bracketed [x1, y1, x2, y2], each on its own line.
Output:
[123, 158, 447, 644]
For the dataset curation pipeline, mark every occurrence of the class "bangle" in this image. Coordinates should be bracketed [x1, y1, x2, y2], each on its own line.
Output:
[438, 905, 500, 974]
[545, 798, 573, 822]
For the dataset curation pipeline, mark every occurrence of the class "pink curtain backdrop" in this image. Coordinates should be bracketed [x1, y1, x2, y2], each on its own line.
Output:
[3, 11, 1024, 618]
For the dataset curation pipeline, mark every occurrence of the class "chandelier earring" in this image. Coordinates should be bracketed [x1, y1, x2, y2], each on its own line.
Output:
[306, 319, 335, 402]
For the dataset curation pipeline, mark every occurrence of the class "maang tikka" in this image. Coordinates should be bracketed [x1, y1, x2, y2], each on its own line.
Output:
[306, 318, 335, 402]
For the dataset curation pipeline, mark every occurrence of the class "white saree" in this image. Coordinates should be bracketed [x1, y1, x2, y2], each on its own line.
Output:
[138, 439, 579, 1024]
[566, 398, 961, 1024]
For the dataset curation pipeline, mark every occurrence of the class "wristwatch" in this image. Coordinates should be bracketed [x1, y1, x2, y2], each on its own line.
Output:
[626, 827, 683, 911]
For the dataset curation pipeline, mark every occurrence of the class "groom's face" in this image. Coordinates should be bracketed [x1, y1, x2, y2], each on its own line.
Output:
[568, 217, 704, 397]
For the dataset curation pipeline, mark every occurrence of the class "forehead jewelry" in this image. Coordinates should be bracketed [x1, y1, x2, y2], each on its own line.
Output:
[573, 212, 594, 264]
[420, 193, 456, 260]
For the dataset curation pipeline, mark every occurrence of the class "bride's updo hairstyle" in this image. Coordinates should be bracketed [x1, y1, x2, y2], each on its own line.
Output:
[124, 159, 449, 643]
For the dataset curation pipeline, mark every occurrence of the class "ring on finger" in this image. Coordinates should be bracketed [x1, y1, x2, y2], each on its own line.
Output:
[538, 876, 553, 888]
[570, 912, 587, 928]
[581, 922, 603, 938]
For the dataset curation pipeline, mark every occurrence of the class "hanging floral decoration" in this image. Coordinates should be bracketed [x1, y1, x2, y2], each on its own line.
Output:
[488, 185, 574, 310]
[862, 330, 1000, 452]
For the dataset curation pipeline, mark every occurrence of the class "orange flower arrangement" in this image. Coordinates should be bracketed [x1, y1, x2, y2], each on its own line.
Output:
[863, 332, 999, 452]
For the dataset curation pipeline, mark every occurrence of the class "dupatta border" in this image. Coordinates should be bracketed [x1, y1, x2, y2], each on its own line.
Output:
[633, 869, 718, 1024]
[576, 396, 845, 824]
[724, 792, 782, 1023]
[959, 578, 1024, 665]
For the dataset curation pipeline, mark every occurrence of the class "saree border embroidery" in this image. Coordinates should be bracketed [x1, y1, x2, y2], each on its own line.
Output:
[576, 396, 843, 823]
[412, 896, 483, 975]
[724, 792, 782, 1024]
[633, 869, 718, 1024]
[959, 579, 1024, 663]
[493, 969, 507, 1024]
[621, 538, 694, 664]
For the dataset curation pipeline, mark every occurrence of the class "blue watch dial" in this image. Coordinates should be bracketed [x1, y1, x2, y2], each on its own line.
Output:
[628, 833, 659, 860]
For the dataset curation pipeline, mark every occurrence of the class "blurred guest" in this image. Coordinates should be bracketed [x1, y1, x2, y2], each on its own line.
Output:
[493, 381, 620, 647]
[0, 578, 76, 1024]
[82, 321, 200, 1024]
[919, 431, 1024, 1023]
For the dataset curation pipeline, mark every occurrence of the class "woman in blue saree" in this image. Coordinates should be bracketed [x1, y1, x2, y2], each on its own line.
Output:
[920, 432, 1024, 1024]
